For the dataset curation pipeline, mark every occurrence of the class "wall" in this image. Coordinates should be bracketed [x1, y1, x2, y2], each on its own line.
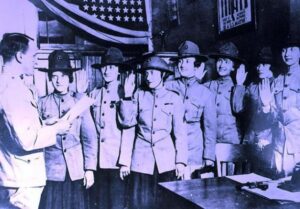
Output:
[151, 0, 291, 80]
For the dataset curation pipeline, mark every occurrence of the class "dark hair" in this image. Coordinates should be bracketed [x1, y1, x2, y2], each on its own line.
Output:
[0, 33, 33, 63]
[48, 71, 74, 83]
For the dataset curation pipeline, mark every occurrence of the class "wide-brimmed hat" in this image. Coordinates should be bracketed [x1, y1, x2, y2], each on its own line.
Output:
[171, 40, 208, 63]
[210, 42, 245, 63]
[142, 56, 173, 73]
[280, 34, 300, 48]
[92, 47, 125, 69]
[39, 50, 80, 72]
[257, 47, 273, 64]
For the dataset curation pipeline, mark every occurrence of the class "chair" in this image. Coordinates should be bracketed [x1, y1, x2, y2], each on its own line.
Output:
[215, 143, 252, 177]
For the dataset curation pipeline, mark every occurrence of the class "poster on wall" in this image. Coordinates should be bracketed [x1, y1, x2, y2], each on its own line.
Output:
[217, 0, 256, 36]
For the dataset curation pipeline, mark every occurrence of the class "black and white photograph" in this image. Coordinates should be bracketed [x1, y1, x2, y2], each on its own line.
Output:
[0, 0, 300, 208]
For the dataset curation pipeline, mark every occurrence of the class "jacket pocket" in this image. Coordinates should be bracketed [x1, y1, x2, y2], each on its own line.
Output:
[14, 153, 41, 164]
[160, 105, 172, 127]
[289, 86, 300, 108]
[185, 101, 203, 122]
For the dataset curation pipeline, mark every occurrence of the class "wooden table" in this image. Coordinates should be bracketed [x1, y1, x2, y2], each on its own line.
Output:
[158, 177, 300, 209]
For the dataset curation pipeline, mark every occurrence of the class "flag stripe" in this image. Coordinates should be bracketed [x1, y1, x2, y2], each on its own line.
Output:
[47, 0, 140, 38]
[51, 0, 150, 37]
[41, 0, 149, 44]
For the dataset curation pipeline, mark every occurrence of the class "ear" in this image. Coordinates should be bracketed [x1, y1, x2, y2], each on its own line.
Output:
[15, 51, 23, 64]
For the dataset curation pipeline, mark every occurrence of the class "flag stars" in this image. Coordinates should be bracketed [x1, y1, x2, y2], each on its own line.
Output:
[100, 14, 106, 20]
[93, 13, 98, 18]
[137, 0, 142, 5]
[91, 5, 97, 11]
[138, 8, 143, 13]
[114, 0, 120, 4]
[122, 0, 128, 5]
[131, 16, 136, 21]
[83, 4, 89, 11]
[107, 6, 113, 12]
[138, 16, 143, 22]
[123, 7, 129, 13]
[116, 15, 121, 21]
[124, 15, 129, 22]
[130, 8, 136, 13]
[108, 14, 114, 21]
[115, 7, 121, 13]
[99, 0, 104, 3]
[130, 0, 135, 5]
[107, 0, 113, 3]
[99, 6, 105, 12]
[91, 0, 96, 2]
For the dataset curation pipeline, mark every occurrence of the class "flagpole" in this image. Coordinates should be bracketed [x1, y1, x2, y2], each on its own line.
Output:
[145, 0, 154, 52]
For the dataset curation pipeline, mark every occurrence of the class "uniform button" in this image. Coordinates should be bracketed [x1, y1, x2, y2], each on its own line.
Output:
[155, 105, 157, 108]
[185, 96, 189, 100]
[284, 84, 288, 87]
[61, 99, 64, 102]
[218, 92, 221, 95]
[282, 109, 287, 113]
[64, 149, 67, 153]
[187, 84, 190, 87]
[153, 118, 156, 121]
[102, 113, 105, 116]
[104, 101, 107, 104]
[217, 103, 220, 106]
[283, 96, 287, 100]
[101, 139, 105, 142]
[152, 131, 155, 134]
[107, 90, 110, 93]
[287, 73, 291, 76]
[152, 143, 155, 147]
[62, 136, 66, 140]
[101, 126, 104, 129]
[27, 160, 31, 163]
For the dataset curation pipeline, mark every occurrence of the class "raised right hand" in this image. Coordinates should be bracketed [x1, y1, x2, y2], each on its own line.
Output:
[124, 72, 135, 98]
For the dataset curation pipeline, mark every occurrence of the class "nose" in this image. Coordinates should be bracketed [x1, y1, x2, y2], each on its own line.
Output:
[145, 73, 152, 81]
[218, 60, 225, 67]
[284, 48, 292, 57]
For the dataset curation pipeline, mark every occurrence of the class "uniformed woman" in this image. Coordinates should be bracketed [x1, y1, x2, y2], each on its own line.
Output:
[89, 47, 134, 209]
[205, 42, 247, 144]
[118, 56, 187, 209]
[38, 50, 98, 209]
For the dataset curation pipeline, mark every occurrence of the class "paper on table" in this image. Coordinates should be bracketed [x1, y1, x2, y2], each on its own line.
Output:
[226, 173, 271, 184]
[227, 173, 300, 203]
[61, 95, 95, 122]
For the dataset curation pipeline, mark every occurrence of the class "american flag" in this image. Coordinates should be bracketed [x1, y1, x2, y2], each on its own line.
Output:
[39, 0, 152, 47]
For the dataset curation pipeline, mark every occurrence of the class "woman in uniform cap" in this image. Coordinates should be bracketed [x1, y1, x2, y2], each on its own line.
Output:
[260, 34, 300, 176]
[89, 47, 134, 209]
[118, 56, 187, 209]
[38, 50, 98, 209]
[233, 46, 276, 176]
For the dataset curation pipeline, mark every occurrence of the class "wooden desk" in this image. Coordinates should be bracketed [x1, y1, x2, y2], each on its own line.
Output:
[159, 177, 300, 209]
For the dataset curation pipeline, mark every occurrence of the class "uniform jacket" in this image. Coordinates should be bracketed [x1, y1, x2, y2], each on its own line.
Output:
[268, 67, 300, 154]
[90, 81, 134, 169]
[39, 91, 98, 181]
[118, 86, 187, 175]
[0, 76, 57, 187]
[233, 82, 275, 145]
[165, 77, 216, 165]
[204, 76, 241, 144]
